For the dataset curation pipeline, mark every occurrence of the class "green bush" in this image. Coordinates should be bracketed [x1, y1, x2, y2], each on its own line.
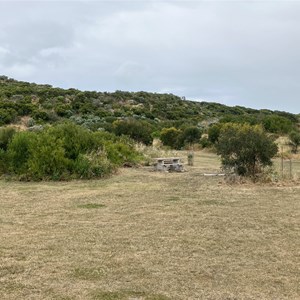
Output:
[216, 123, 278, 178]
[0, 148, 8, 173]
[104, 141, 141, 166]
[160, 126, 202, 149]
[208, 124, 222, 144]
[32, 110, 51, 122]
[199, 136, 212, 149]
[289, 130, 300, 153]
[262, 115, 294, 134]
[2, 122, 142, 180]
[113, 119, 153, 145]
[160, 127, 182, 149]
[0, 108, 17, 125]
[74, 152, 113, 179]
[177, 126, 202, 148]
[27, 132, 71, 180]
[8, 131, 36, 175]
[55, 104, 73, 117]
[46, 122, 95, 160]
[0, 127, 16, 151]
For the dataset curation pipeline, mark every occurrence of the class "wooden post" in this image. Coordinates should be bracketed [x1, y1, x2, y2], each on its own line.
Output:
[281, 146, 284, 178]
[187, 152, 194, 166]
[289, 159, 292, 179]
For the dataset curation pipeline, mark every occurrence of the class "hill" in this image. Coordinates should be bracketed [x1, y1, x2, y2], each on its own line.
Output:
[0, 75, 299, 134]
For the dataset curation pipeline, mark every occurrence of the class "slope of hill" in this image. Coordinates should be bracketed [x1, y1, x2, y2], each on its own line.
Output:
[0, 75, 299, 133]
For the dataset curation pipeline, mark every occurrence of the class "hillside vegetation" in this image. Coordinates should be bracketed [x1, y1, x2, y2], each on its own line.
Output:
[0, 75, 299, 134]
[1, 75, 300, 180]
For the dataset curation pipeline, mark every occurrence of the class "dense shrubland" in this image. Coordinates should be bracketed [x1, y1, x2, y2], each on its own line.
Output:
[0, 75, 300, 180]
[1, 76, 298, 136]
[0, 123, 142, 180]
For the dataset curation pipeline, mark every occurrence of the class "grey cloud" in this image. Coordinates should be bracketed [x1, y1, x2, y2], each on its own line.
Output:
[1, 21, 74, 63]
[1, 1, 300, 113]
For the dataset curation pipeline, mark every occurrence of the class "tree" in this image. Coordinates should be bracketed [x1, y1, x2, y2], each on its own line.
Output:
[216, 123, 278, 178]
[289, 130, 300, 153]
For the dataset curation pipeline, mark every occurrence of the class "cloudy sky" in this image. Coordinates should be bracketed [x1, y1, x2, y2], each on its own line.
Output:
[1, 0, 300, 113]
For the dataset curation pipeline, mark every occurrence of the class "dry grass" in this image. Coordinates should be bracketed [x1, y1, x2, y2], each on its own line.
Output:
[0, 151, 300, 299]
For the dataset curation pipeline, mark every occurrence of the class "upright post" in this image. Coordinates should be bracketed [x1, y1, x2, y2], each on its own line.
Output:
[187, 152, 194, 166]
[281, 146, 284, 178]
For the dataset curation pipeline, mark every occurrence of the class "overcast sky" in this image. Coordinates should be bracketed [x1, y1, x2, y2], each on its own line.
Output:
[1, 1, 300, 113]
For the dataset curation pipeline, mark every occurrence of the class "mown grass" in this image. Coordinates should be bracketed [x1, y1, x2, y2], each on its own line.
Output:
[0, 150, 299, 299]
[77, 203, 106, 209]
[91, 290, 170, 300]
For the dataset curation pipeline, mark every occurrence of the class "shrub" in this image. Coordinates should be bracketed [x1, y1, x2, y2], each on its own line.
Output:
[113, 119, 153, 145]
[0, 148, 8, 173]
[208, 124, 222, 144]
[177, 126, 202, 148]
[160, 127, 182, 149]
[46, 122, 95, 160]
[104, 141, 141, 166]
[199, 136, 212, 149]
[7, 131, 36, 175]
[73, 152, 114, 179]
[55, 105, 73, 118]
[27, 132, 71, 180]
[216, 123, 278, 178]
[2, 122, 143, 180]
[0, 127, 16, 151]
[289, 130, 300, 153]
[26, 118, 36, 127]
[262, 115, 294, 134]
[32, 110, 52, 122]
[0, 108, 17, 125]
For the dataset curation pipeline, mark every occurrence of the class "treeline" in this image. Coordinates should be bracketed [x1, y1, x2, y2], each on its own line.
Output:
[0, 123, 141, 181]
[109, 117, 300, 151]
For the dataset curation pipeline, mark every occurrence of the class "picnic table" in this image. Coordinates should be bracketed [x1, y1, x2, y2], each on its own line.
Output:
[153, 157, 184, 172]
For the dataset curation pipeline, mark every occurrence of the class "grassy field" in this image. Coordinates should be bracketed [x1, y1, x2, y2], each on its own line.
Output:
[0, 151, 299, 300]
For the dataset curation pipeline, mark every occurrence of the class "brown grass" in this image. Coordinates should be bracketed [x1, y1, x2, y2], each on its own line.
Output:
[0, 151, 299, 299]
